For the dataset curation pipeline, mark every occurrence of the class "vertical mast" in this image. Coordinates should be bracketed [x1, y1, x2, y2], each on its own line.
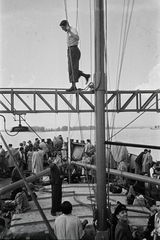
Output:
[95, 0, 109, 238]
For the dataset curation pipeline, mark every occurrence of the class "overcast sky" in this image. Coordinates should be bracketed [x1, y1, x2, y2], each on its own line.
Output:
[0, 0, 160, 129]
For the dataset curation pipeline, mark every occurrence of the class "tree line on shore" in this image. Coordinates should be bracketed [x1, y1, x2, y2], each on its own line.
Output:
[29, 125, 145, 132]
[30, 125, 96, 132]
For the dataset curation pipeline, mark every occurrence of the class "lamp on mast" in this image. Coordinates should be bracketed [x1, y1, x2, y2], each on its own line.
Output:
[10, 114, 30, 132]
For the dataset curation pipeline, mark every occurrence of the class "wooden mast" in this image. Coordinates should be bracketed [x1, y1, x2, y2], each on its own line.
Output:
[94, 0, 109, 238]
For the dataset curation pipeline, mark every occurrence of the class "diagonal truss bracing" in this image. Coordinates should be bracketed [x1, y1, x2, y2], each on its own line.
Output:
[0, 88, 159, 114]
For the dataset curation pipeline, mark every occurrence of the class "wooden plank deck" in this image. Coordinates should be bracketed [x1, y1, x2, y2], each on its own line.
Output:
[10, 183, 150, 238]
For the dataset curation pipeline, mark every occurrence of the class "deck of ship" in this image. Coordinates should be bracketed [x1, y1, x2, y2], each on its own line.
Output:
[9, 181, 150, 239]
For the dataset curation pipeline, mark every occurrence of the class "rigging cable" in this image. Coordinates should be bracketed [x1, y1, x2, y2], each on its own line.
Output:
[88, 0, 95, 141]
[107, 97, 160, 141]
[104, 0, 113, 219]
[63, 0, 94, 143]
[104, 0, 148, 219]
[63, 0, 85, 142]
[64, 0, 96, 216]
[111, 0, 135, 137]
[116, 0, 135, 89]
[109, 0, 135, 140]
[84, 0, 97, 217]
[75, 0, 94, 142]
[75, 0, 79, 29]
[63, 0, 76, 89]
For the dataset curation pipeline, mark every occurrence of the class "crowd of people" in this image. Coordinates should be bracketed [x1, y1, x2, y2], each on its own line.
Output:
[0, 135, 64, 177]
[112, 148, 160, 240]
[125, 149, 160, 205]
[0, 136, 95, 239]
[111, 200, 160, 240]
[1, 135, 160, 239]
[0, 136, 96, 184]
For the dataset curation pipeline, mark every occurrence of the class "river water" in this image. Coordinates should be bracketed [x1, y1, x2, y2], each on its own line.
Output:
[1, 127, 160, 161]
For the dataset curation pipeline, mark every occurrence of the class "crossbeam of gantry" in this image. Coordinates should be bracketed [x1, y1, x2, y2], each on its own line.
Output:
[0, 88, 159, 114]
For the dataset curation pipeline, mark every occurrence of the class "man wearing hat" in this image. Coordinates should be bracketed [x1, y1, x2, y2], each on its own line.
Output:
[114, 203, 138, 240]
[0, 217, 13, 239]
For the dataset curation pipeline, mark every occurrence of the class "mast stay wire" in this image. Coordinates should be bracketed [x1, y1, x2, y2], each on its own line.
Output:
[104, 1, 135, 205]
[88, 0, 95, 141]
[116, 0, 135, 89]
[63, 3, 90, 193]
[75, 0, 79, 29]
[73, 1, 85, 141]
[107, 97, 160, 141]
[108, 0, 135, 140]
[63, 0, 94, 142]
[63, 0, 76, 89]
[104, 0, 113, 220]
[63, 0, 83, 141]
[63, 0, 96, 215]
[77, 0, 94, 141]
[75, 0, 94, 142]
[77, 0, 95, 214]
[110, 0, 127, 139]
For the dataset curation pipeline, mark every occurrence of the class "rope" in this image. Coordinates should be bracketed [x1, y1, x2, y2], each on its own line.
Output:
[63, 0, 84, 142]
[62, 0, 95, 148]
[81, 162, 97, 219]
[63, 0, 68, 22]
[63, 0, 77, 85]
[75, 0, 79, 29]
[88, 0, 94, 142]
[108, 0, 135, 140]
[75, 0, 95, 143]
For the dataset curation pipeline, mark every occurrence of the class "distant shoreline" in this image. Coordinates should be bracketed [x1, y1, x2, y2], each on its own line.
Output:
[0, 126, 153, 132]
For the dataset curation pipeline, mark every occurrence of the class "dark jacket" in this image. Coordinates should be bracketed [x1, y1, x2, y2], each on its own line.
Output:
[114, 220, 133, 240]
[141, 213, 156, 240]
[50, 163, 63, 185]
[135, 152, 144, 166]
[149, 182, 160, 200]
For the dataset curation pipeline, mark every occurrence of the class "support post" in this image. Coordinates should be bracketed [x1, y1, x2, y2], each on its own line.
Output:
[94, 0, 109, 239]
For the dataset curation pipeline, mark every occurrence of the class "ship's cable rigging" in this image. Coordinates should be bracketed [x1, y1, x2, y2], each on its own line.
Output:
[63, 0, 84, 141]
[63, 0, 94, 142]
[107, 97, 160, 141]
[88, 0, 95, 141]
[108, 0, 135, 139]
[63, 1, 96, 216]
[104, 1, 136, 215]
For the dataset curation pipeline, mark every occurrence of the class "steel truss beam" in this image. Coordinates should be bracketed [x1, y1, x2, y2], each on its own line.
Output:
[0, 88, 159, 114]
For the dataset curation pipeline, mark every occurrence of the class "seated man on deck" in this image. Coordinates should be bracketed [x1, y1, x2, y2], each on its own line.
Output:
[12, 187, 30, 214]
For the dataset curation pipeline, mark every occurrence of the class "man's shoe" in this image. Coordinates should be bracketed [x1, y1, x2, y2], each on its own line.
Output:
[66, 86, 77, 91]
[85, 74, 91, 84]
